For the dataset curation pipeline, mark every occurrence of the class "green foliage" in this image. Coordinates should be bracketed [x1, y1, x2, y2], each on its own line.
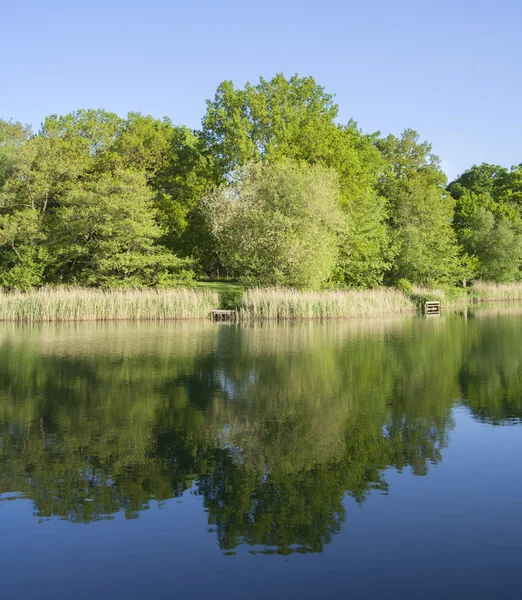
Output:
[202, 160, 343, 288]
[0, 110, 196, 289]
[1, 75, 521, 289]
[201, 73, 339, 173]
[448, 163, 511, 203]
[46, 170, 193, 287]
[397, 278, 413, 295]
[377, 130, 470, 286]
[460, 208, 522, 282]
[449, 164, 522, 281]
[0, 119, 31, 188]
[200, 75, 391, 286]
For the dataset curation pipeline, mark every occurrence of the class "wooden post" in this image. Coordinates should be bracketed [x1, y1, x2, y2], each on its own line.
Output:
[211, 310, 238, 321]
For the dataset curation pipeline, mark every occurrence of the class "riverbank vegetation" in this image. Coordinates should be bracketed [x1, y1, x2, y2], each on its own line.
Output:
[239, 287, 414, 320]
[0, 287, 219, 322]
[1, 282, 521, 321]
[1, 73, 521, 295]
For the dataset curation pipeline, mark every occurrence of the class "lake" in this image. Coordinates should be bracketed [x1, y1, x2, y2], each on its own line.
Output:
[1, 310, 522, 599]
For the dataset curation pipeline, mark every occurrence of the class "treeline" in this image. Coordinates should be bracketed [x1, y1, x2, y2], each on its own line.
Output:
[1, 73, 521, 290]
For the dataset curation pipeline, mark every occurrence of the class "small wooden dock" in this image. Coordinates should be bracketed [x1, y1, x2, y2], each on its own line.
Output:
[424, 301, 440, 315]
[211, 309, 238, 321]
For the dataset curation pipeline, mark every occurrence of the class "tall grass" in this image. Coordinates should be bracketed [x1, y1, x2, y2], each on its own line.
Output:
[4, 281, 522, 323]
[469, 281, 522, 302]
[239, 287, 414, 320]
[0, 287, 220, 322]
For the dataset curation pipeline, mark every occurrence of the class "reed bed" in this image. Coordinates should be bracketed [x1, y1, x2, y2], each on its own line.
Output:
[411, 286, 449, 304]
[469, 281, 522, 302]
[239, 287, 415, 321]
[0, 288, 220, 322]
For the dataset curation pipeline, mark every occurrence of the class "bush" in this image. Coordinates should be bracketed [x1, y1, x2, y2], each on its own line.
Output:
[397, 278, 413, 295]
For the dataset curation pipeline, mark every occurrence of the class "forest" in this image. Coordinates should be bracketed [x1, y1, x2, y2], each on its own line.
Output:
[1, 73, 521, 291]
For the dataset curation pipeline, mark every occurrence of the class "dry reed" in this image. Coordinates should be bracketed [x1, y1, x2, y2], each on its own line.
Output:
[470, 281, 522, 302]
[239, 287, 414, 320]
[0, 287, 220, 322]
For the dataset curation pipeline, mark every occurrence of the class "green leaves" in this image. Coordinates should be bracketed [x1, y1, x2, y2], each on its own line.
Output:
[202, 160, 343, 288]
[449, 163, 522, 281]
[1, 75, 520, 290]
[201, 73, 339, 174]
[47, 170, 194, 287]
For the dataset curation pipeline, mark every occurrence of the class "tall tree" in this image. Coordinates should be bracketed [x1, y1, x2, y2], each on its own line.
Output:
[377, 130, 469, 285]
[449, 163, 522, 281]
[200, 74, 391, 285]
[0, 110, 194, 288]
[46, 170, 193, 287]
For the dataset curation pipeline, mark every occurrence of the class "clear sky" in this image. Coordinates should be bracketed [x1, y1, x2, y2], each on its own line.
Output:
[1, 0, 520, 181]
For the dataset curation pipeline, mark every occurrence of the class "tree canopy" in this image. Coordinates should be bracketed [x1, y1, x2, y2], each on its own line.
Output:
[1, 73, 521, 290]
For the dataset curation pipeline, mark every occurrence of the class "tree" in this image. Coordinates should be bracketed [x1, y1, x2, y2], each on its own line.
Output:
[377, 130, 469, 285]
[460, 207, 522, 281]
[46, 170, 193, 286]
[0, 119, 31, 188]
[0, 110, 197, 288]
[449, 163, 522, 281]
[448, 163, 511, 203]
[201, 73, 339, 175]
[200, 74, 391, 285]
[202, 160, 343, 287]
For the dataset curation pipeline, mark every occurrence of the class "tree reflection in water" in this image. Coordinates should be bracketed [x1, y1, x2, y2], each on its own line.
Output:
[1, 311, 521, 553]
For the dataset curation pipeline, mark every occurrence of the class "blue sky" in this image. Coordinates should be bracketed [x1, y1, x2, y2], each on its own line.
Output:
[1, 0, 520, 180]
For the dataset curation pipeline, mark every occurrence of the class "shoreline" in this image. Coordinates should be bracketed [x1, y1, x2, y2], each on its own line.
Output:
[1, 283, 522, 322]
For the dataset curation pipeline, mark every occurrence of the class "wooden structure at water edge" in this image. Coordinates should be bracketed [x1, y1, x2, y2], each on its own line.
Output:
[211, 309, 238, 321]
[424, 301, 441, 315]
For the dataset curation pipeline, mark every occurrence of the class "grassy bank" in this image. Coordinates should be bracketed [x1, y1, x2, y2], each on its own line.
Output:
[0, 288, 219, 322]
[409, 281, 522, 308]
[2, 281, 522, 322]
[468, 281, 522, 303]
[239, 288, 415, 320]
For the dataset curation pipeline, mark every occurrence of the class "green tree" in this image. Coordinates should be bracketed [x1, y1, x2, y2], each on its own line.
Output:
[0, 110, 197, 288]
[47, 170, 193, 286]
[202, 160, 343, 287]
[460, 207, 522, 281]
[201, 73, 339, 173]
[378, 129, 468, 285]
[200, 74, 391, 285]
[448, 163, 511, 203]
[0, 119, 31, 187]
[449, 163, 522, 281]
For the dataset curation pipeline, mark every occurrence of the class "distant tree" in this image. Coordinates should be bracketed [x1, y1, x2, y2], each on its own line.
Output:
[448, 163, 511, 202]
[201, 73, 339, 174]
[459, 207, 522, 281]
[0, 110, 195, 288]
[200, 74, 391, 285]
[0, 119, 31, 188]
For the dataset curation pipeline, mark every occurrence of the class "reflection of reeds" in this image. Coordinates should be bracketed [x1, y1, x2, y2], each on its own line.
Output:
[0, 320, 219, 358]
[0, 288, 219, 322]
[239, 288, 414, 320]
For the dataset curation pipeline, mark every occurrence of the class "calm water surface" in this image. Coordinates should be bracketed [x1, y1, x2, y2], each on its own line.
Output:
[1, 310, 522, 599]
